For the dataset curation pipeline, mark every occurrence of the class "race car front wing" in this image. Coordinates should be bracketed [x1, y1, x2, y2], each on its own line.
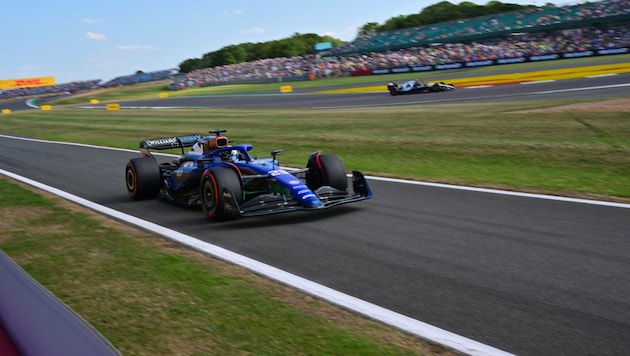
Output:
[221, 171, 372, 218]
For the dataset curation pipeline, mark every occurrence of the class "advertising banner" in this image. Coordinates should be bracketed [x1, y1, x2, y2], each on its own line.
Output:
[367, 47, 630, 75]
[0, 76, 55, 89]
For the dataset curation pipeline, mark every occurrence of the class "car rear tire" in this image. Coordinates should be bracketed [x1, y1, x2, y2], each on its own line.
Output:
[306, 153, 348, 191]
[125, 157, 161, 200]
[200, 167, 243, 221]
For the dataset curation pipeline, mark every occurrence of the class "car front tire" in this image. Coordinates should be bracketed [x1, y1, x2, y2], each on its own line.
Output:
[306, 153, 348, 191]
[200, 167, 243, 221]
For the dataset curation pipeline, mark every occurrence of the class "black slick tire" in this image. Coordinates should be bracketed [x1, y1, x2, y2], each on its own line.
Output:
[125, 157, 161, 200]
[306, 153, 348, 191]
[200, 167, 243, 221]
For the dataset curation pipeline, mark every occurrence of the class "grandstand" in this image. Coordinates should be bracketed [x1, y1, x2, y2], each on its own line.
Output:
[328, 0, 630, 54]
[100, 69, 178, 88]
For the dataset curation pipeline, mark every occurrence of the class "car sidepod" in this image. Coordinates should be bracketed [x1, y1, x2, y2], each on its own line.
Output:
[270, 169, 323, 209]
[161, 160, 205, 205]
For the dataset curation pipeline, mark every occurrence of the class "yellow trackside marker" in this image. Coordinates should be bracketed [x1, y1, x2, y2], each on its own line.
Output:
[106, 103, 120, 111]
[90, 99, 100, 104]
[1, 109, 10, 114]
[159, 92, 168, 98]
[41, 105, 52, 111]
[280, 85, 293, 93]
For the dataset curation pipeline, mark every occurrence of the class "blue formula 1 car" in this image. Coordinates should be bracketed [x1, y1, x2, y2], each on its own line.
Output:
[125, 129, 372, 220]
[387, 80, 455, 96]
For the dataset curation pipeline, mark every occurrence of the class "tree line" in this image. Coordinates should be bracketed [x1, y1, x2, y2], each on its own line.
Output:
[179, 1, 547, 73]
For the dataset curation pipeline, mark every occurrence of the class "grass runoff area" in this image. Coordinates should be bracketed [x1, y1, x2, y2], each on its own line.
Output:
[1, 56, 629, 355]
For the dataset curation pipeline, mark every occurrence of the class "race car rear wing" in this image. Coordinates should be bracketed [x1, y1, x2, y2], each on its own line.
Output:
[139, 135, 200, 150]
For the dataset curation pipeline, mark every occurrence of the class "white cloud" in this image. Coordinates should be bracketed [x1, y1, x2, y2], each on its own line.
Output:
[84, 32, 107, 40]
[116, 45, 158, 51]
[241, 27, 265, 34]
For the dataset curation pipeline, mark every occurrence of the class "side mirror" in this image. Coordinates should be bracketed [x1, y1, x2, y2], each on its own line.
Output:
[271, 150, 282, 169]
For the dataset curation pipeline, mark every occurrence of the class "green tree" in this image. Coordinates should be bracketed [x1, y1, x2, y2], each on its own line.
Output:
[458, 1, 485, 18]
[358, 22, 380, 36]
[419, 1, 464, 24]
[178, 58, 201, 73]
[382, 15, 418, 31]
[486, 1, 527, 14]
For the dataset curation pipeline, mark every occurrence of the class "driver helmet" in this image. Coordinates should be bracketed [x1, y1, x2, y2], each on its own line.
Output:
[221, 149, 239, 161]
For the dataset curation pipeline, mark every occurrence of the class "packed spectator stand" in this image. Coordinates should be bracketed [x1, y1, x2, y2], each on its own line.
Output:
[2, 0, 629, 99]
[333, 0, 630, 55]
[99, 69, 177, 88]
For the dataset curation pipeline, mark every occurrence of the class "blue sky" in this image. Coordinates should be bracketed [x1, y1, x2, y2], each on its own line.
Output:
[0, 0, 562, 84]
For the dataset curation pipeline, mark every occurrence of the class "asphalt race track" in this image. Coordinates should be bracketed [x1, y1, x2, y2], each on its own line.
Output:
[1, 76, 630, 355]
[86, 73, 630, 109]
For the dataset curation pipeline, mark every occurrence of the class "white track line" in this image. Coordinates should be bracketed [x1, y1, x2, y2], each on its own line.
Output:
[535, 82, 630, 94]
[365, 176, 630, 209]
[586, 73, 617, 78]
[520, 80, 555, 84]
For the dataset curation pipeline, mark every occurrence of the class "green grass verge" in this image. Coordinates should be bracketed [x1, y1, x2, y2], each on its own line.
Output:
[0, 180, 449, 355]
